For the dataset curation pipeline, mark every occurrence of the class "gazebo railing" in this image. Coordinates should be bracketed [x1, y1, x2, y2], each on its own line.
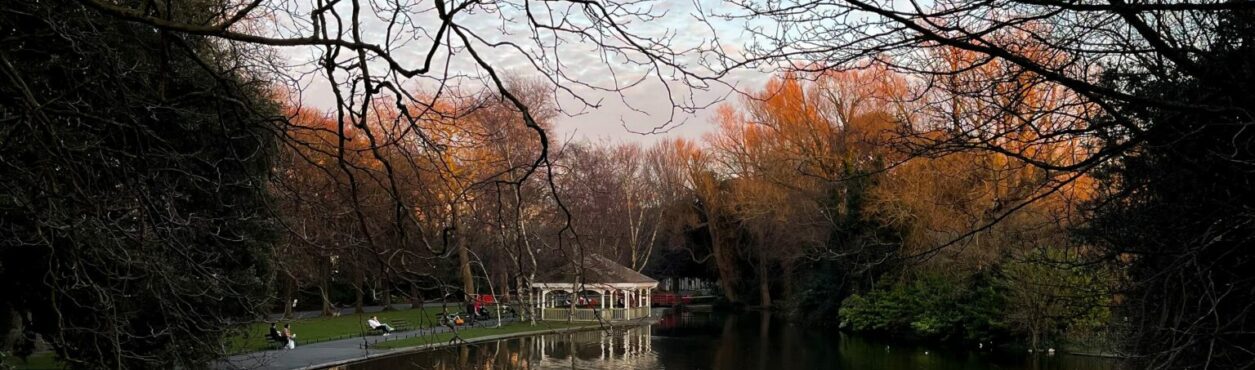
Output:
[541, 307, 648, 321]
[543, 308, 596, 321]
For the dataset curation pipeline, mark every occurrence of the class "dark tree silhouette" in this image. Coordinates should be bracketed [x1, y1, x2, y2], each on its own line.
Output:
[1079, 12, 1255, 367]
[0, 1, 280, 367]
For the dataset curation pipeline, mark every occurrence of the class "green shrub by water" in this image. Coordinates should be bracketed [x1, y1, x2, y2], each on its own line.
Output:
[839, 253, 1115, 351]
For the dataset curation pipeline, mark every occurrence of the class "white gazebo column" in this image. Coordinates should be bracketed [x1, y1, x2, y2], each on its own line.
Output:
[645, 288, 652, 316]
[540, 289, 549, 320]
[623, 289, 632, 319]
[600, 289, 607, 310]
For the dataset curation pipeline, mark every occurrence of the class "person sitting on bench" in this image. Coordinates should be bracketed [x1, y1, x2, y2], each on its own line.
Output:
[367, 316, 394, 336]
[282, 323, 296, 349]
[267, 323, 287, 348]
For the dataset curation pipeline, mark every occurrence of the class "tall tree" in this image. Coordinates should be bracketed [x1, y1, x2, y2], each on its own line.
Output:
[0, 1, 278, 366]
[1079, 12, 1255, 367]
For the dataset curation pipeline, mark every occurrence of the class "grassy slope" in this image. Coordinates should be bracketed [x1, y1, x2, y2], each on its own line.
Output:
[230, 305, 477, 353]
[4, 352, 58, 370]
[5, 305, 521, 369]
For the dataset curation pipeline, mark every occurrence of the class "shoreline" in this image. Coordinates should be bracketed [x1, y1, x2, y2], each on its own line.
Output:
[1065, 351, 1128, 359]
[296, 318, 657, 370]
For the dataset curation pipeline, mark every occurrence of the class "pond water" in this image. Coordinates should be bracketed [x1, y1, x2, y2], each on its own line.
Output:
[341, 310, 1119, 370]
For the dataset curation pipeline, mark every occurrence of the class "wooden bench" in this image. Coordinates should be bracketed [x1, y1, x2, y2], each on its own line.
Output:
[268, 332, 289, 349]
[366, 319, 411, 335]
[388, 319, 410, 331]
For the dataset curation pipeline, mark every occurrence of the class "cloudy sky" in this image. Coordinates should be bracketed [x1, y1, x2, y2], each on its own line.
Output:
[273, 0, 775, 147]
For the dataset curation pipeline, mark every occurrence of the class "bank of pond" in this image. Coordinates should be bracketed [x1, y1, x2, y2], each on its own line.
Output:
[335, 310, 1120, 370]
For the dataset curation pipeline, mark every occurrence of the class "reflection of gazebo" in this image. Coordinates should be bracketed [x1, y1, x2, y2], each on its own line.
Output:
[530, 254, 658, 321]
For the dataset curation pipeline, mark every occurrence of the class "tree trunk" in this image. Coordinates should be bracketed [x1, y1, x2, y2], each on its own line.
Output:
[354, 269, 365, 313]
[457, 226, 475, 302]
[782, 260, 795, 301]
[694, 174, 740, 304]
[705, 212, 740, 303]
[499, 270, 510, 303]
[758, 255, 772, 308]
[283, 274, 296, 319]
[410, 285, 422, 306]
[319, 257, 335, 317]
[2, 302, 19, 350]
[381, 276, 393, 310]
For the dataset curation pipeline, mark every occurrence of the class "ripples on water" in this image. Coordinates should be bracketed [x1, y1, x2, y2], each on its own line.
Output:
[342, 311, 1119, 370]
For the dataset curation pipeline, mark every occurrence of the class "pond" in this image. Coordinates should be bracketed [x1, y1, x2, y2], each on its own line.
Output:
[339, 310, 1119, 370]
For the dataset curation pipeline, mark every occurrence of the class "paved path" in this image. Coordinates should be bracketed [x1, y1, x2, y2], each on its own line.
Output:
[219, 317, 518, 370]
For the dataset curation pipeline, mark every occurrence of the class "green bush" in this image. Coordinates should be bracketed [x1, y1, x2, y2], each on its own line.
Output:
[839, 273, 1006, 344]
[839, 256, 1114, 350]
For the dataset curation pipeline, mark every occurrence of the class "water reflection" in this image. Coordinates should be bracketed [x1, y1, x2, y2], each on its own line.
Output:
[341, 325, 657, 370]
[342, 310, 1119, 370]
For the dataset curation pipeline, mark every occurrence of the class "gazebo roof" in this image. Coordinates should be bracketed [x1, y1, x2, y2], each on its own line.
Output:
[534, 253, 657, 286]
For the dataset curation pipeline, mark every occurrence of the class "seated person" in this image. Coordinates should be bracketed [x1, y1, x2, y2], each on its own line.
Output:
[367, 316, 394, 336]
[268, 323, 286, 345]
[282, 323, 296, 349]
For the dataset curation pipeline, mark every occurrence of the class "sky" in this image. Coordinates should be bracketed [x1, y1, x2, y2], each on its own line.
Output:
[271, 0, 775, 148]
[531, 1, 775, 147]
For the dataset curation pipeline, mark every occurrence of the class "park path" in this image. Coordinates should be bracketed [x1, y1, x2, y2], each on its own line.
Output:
[219, 316, 518, 370]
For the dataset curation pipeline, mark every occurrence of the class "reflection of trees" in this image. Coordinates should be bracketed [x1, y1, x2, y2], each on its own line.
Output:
[378, 326, 658, 370]
[757, 311, 770, 370]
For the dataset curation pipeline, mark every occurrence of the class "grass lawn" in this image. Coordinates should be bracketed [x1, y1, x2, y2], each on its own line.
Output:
[229, 305, 493, 353]
[3, 352, 58, 370]
[371, 321, 600, 350]
[3, 305, 521, 368]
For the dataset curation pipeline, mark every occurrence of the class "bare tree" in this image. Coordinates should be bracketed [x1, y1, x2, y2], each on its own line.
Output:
[723, 1, 1255, 366]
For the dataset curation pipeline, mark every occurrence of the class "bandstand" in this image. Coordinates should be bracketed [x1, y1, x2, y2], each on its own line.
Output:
[530, 254, 658, 321]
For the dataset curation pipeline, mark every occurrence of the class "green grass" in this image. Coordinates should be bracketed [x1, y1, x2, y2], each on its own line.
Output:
[3, 352, 60, 370]
[2, 305, 521, 368]
[371, 321, 599, 350]
[229, 305, 486, 353]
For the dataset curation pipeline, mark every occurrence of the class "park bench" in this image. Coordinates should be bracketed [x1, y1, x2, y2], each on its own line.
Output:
[387, 319, 410, 331]
[366, 319, 411, 335]
[267, 331, 288, 349]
